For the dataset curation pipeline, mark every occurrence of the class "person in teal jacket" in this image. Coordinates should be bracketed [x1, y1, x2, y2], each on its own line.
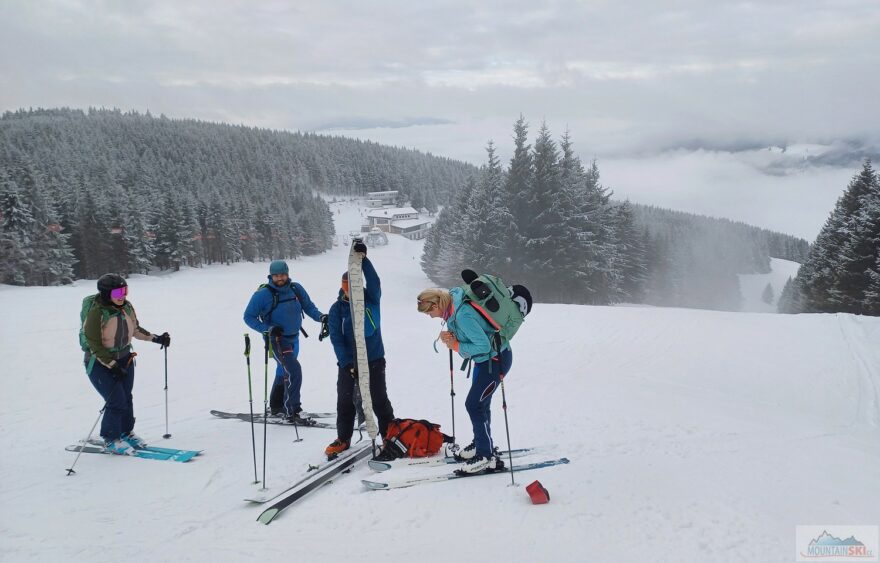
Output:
[417, 287, 512, 474]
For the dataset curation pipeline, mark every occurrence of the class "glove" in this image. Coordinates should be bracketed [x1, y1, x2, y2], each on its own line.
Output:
[353, 240, 367, 255]
[268, 326, 283, 338]
[110, 364, 128, 380]
[152, 332, 170, 349]
[347, 365, 358, 378]
[318, 315, 330, 341]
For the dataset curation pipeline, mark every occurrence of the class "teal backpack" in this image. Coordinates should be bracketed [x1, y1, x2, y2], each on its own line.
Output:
[458, 269, 533, 351]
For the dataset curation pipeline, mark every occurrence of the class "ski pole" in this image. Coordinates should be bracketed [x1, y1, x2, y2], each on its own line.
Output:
[499, 373, 515, 486]
[261, 332, 270, 490]
[448, 349, 456, 450]
[162, 346, 171, 439]
[245, 334, 259, 485]
[66, 399, 109, 476]
[275, 333, 302, 443]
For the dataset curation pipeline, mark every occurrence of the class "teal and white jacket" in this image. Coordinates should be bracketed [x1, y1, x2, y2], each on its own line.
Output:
[446, 287, 511, 364]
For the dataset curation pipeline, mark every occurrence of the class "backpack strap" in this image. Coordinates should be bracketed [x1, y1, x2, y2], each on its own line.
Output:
[463, 298, 504, 354]
[260, 282, 308, 337]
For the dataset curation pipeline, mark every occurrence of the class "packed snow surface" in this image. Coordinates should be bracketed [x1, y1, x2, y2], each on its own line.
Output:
[1, 201, 878, 562]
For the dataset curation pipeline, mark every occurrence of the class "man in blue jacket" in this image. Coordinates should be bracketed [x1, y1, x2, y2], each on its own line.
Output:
[243, 260, 325, 424]
[325, 244, 395, 457]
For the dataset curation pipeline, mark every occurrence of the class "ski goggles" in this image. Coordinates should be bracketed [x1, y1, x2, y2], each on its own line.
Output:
[110, 286, 128, 300]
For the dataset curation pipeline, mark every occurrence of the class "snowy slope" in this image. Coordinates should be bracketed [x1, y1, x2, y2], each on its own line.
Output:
[738, 257, 801, 312]
[1, 201, 879, 563]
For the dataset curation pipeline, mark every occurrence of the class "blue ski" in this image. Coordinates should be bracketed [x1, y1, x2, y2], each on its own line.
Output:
[86, 438, 202, 458]
[65, 445, 198, 462]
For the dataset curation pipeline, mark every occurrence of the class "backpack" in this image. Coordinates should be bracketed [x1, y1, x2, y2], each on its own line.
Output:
[79, 294, 131, 352]
[258, 282, 306, 320]
[459, 269, 533, 350]
[374, 419, 453, 460]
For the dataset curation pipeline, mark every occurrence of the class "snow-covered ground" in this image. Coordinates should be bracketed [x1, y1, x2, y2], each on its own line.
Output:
[1, 201, 879, 563]
[739, 257, 801, 313]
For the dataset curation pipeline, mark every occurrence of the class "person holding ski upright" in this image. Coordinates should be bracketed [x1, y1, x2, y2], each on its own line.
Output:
[417, 285, 513, 474]
[81, 274, 170, 454]
[325, 241, 395, 458]
[243, 260, 326, 424]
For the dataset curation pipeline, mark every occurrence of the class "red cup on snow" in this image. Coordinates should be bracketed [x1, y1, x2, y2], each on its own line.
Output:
[526, 480, 550, 504]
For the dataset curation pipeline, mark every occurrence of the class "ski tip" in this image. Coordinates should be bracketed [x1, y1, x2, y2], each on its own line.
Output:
[367, 460, 392, 472]
[257, 508, 279, 525]
[361, 480, 389, 491]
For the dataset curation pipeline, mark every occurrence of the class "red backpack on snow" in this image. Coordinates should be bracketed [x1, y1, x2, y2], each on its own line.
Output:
[375, 419, 453, 461]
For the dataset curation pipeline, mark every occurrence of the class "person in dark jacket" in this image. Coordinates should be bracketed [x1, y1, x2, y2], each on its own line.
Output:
[243, 260, 325, 424]
[325, 244, 394, 457]
[83, 273, 170, 454]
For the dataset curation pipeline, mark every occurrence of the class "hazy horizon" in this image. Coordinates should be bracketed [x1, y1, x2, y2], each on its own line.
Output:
[2, 0, 878, 239]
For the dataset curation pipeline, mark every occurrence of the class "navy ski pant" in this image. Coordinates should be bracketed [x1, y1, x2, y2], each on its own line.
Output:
[270, 335, 302, 415]
[86, 352, 136, 442]
[336, 358, 394, 443]
[465, 348, 513, 459]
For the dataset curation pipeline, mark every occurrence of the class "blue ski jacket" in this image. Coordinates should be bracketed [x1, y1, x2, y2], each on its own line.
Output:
[328, 257, 384, 367]
[446, 286, 511, 364]
[243, 277, 323, 336]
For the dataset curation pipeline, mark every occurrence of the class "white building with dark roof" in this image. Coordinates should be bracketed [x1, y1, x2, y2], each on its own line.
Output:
[365, 207, 432, 240]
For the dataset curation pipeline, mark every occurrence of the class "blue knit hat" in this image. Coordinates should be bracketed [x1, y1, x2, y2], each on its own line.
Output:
[269, 260, 289, 275]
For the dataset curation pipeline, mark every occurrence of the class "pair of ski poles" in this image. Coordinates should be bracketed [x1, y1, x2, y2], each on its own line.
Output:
[244, 332, 302, 490]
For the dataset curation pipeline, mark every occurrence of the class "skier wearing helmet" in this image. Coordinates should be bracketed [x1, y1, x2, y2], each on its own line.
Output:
[81, 274, 170, 454]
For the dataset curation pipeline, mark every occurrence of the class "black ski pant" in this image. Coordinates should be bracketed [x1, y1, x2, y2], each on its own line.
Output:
[336, 357, 394, 443]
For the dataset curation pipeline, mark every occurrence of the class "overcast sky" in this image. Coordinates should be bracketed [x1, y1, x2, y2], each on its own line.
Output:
[2, 0, 878, 238]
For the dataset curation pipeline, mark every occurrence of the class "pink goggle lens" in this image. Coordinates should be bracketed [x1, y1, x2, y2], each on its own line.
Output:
[110, 286, 127, 300]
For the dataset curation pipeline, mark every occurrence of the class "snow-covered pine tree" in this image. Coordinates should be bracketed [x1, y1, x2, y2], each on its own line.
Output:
[0, 170, 34, 285]
[796, 160, 879, 314]
[777, 276, 803, 313]
[520, 121, 569, 300]
[504, 115, 533, 274]
[609, 201, 648, 302]
[460, 141, 515, 279]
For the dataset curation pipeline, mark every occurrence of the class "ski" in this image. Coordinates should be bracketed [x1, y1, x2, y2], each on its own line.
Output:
[367, 447, 541, 472]
[210, 410, 337, 429]
[362, 457, 570, 490]
[295, 411, 335, 419]
[348, 240, 378, 439]
[85, 438, 202, 458]
[65, 445, 198, 462]
[257, 442, 375, 524]
[245, 441, 372, 503]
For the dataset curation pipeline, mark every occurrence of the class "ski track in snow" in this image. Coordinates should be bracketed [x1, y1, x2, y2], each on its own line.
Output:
[1, 200, 879, 563]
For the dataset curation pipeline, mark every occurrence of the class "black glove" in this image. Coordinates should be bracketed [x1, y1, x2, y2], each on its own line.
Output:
[318, 315, 330, 341]
[110, 364, 128, 380]
[347, 365, 358, 378]
[268, 326, 283, 338]
[152, 332, 170, 349]
[353, 240, 367, 255]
